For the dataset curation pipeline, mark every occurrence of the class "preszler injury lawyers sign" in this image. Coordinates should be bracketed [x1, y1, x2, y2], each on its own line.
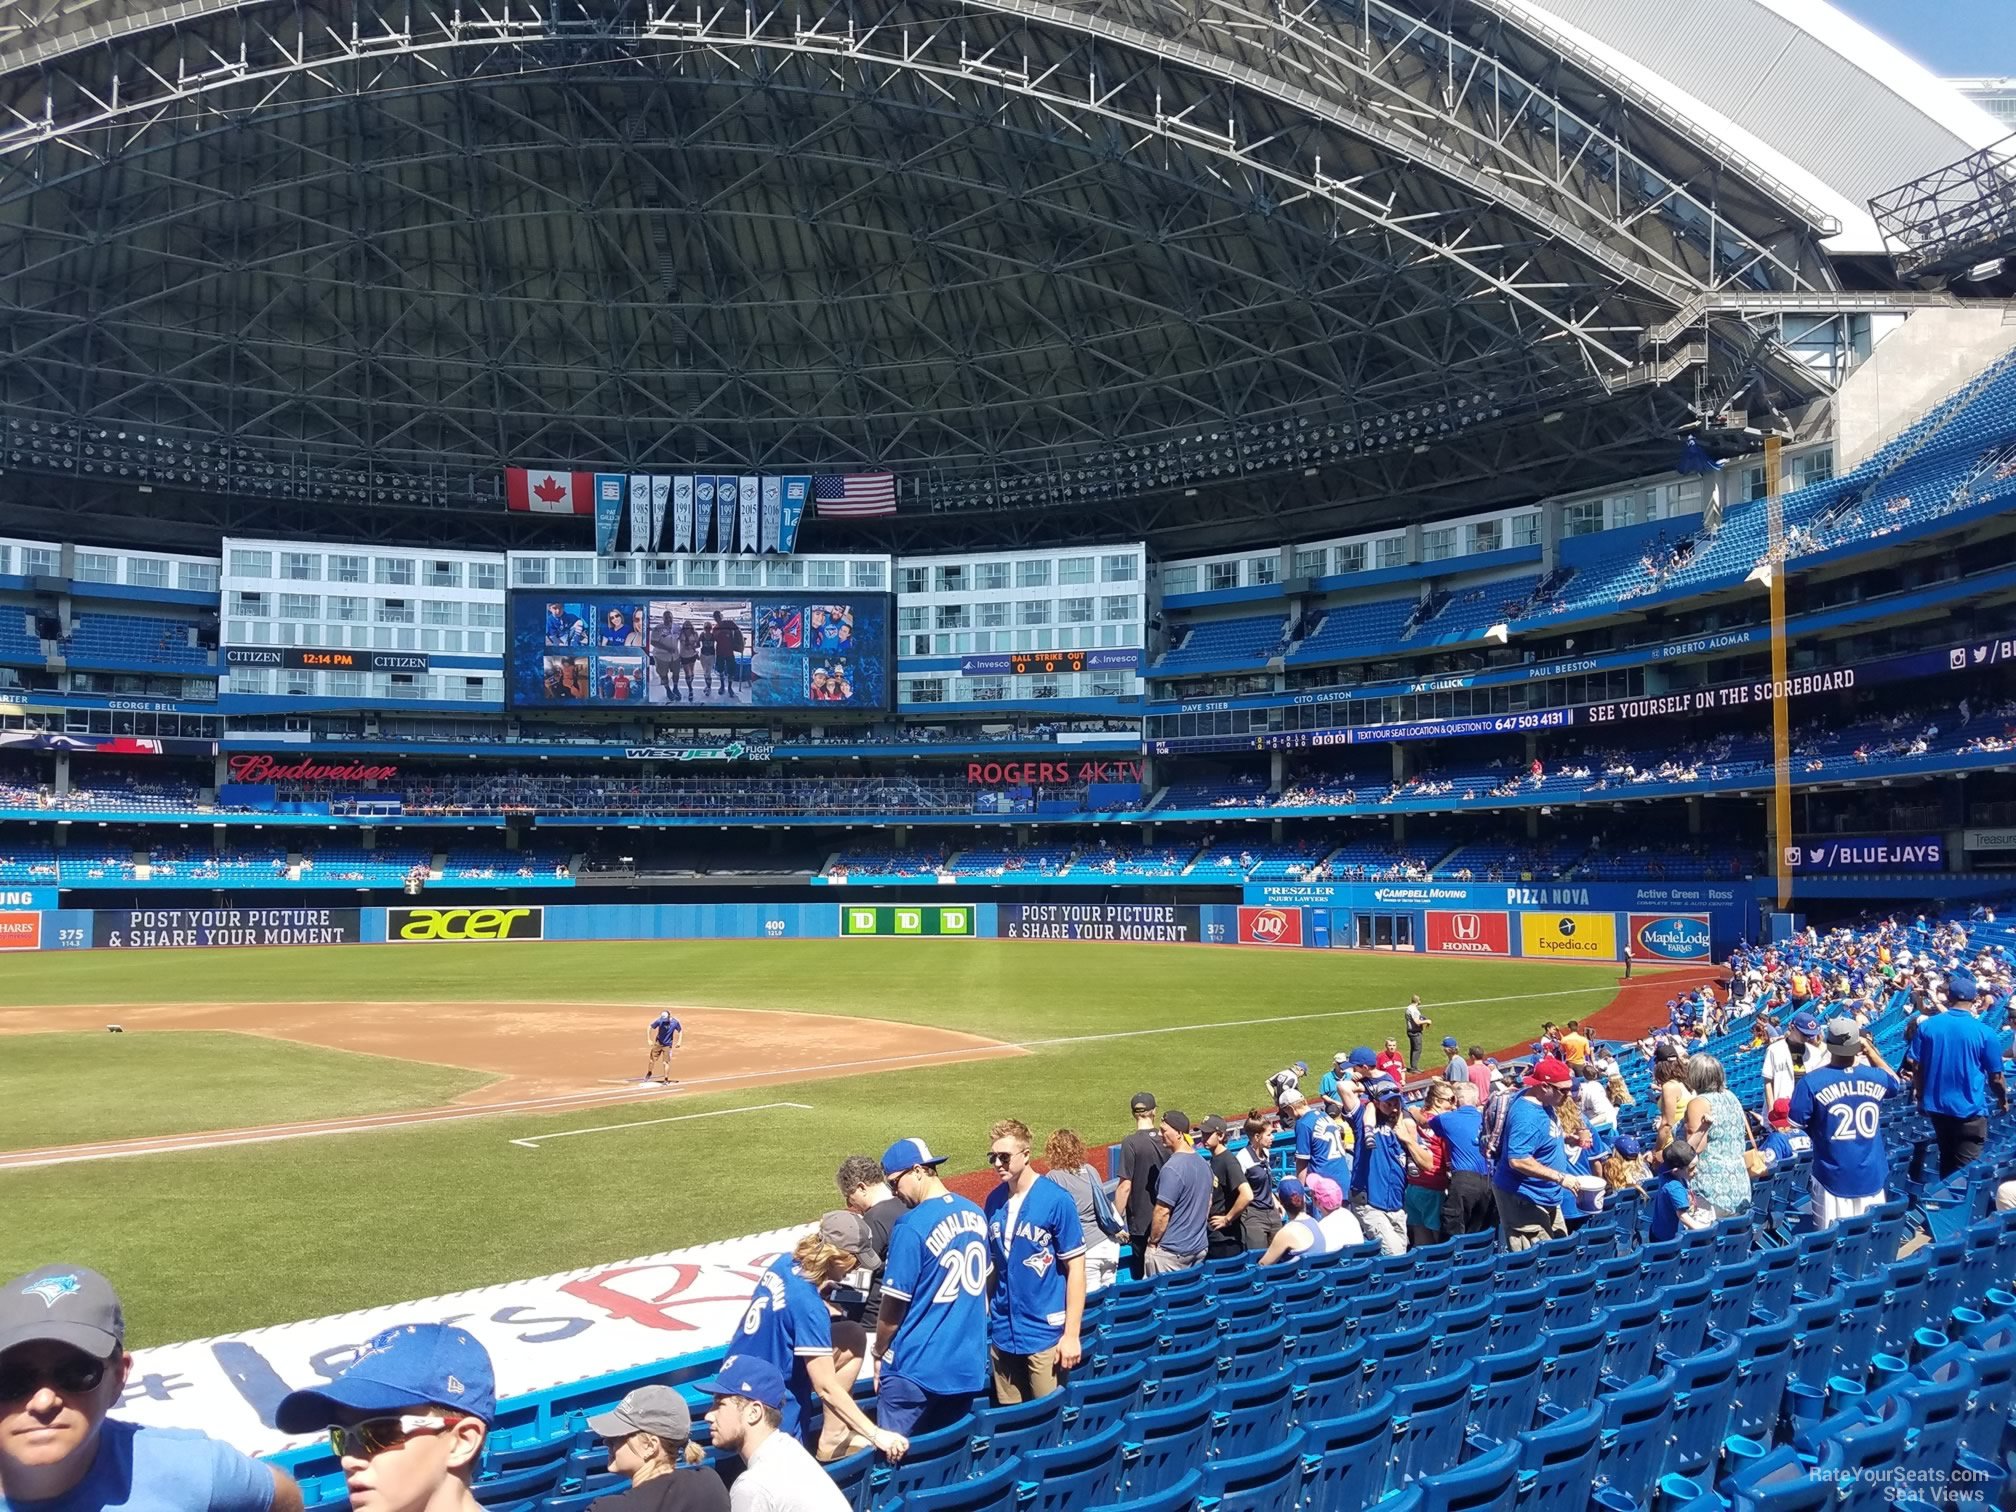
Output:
[841, 905, 974, 937]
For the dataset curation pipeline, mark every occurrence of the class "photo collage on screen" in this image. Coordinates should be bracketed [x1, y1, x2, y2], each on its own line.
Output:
[532, 596, 880, 708]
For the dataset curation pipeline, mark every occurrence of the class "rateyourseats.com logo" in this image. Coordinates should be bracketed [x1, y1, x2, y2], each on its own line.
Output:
[841, 906, 973, 937]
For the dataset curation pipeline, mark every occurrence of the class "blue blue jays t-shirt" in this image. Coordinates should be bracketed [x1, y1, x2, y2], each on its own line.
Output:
[984, 1175, 1087, 1355]
[1914, 1012, 2000, 1119]
[734, 1255, 834, 1436]
[1494, 1094, 1567, 1208]
[881, 1192, 991, 1395]
[0, 1421, 274, 1512]
[1788, 1065, 1903, 1199]
[651, 1013, 679, 1046]
[1761, 1128, 1812, 1167]
[1355, 1120, 1407, 1211]
[1647, 1177, 1692, 1242]
[1295, 1109, 1353, 1188]
[1429, 1107, 1488, 1175]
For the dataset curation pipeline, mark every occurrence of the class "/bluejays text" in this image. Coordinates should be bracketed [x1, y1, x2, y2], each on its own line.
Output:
[96, 908, 361, 949]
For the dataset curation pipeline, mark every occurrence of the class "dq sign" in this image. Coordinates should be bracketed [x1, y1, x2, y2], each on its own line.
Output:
[1424, 910, 1510, 956]
[1237, 906, 1303, 946]
[1627, 913, 1712, 962]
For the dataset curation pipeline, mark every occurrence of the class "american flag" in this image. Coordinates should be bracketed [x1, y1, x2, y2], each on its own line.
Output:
[813, 473, 897, 518]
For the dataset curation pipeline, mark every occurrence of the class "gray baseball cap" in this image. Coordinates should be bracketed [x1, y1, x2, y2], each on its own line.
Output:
[0, 1265, 125, 1357]
[585, 1385, 692, 1441]
[817, 1210, 881, 1271]
[1824, 1017, 1863, 1054]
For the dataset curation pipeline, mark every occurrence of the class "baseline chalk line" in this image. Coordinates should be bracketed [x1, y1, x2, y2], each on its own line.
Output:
[509, 1101, 815, 1149]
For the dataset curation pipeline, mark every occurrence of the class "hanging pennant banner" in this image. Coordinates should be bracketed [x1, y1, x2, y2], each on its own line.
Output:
[673, 477, 695, 553]
[714, 478, 735, 555]
[694, 477, 716, 552]
[627, 475, 650, 553]
[593, 474, 625, 555]
[738, 475, 760, 555]
[649, 476, 670, 552]
[760, 477, 782, 554]
[779, 476, 810, 554]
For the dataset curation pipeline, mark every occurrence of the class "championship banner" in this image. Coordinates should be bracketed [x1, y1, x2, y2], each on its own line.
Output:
[1627, 914, 1712, 961]
[0, 912, 42, 950]
[760, 477, 782, 555]
[627, 475, 650, 553]
[386, 905, 545, 943]
[1001, 904, 1200, 942]
[715, 478, 738, 554]
[698, 478, 718, 550]
[1236, 905, 1302, 946]
[1519, 911, 1618, 961]
[780, 477, 810, 554]
[839, 905, 974, 937]
[1424, 910, 1510, 956]
[593, 474, 625, 556]
[738, 474, 760, 555]
[93, 908, 363, 950]
[648, 475, 670, 553]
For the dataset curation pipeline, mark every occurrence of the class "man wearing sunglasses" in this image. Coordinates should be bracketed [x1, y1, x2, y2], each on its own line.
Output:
[981, 1119, 1085, 1405]
[0, 1264, 300, 1512]
[273, 1323, 494, 1512]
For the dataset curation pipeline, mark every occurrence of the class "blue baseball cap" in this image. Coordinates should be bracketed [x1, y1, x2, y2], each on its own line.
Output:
[1949, 970, 1979, 1002]
[694, 1354, 787, 1411]
[1365, 1074, 1402, 1100]
[1613, 1134, 1641, 1159]
[1789, 1012, 1821, 1037]
[274, 1323, 496, 1432]
[1442, 1036, 1459, 1049]
[881, 1138, 948, 1178]
[1276, 1177, 1308, 1206]
[1347, 1047, 1377, 1069]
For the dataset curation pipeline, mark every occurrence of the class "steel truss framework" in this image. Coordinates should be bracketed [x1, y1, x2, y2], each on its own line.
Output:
[0, 0, 1839, 547]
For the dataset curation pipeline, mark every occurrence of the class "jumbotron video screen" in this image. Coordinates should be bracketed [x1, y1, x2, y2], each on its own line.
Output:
[507, 591, 892, 710]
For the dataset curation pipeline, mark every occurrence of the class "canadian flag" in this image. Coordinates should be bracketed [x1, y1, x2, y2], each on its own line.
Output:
[505, 467, 593, 515]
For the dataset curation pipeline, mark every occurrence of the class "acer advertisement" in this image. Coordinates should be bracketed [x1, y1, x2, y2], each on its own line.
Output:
[1237, 905, 1303, 946]
[508, 592, 891, 711]
[1424, 910, 1511, 956]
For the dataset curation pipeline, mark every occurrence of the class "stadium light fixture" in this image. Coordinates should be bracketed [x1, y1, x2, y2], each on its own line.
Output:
[1486, 624, 1510, 644]
[1746, 564, 1774, 589]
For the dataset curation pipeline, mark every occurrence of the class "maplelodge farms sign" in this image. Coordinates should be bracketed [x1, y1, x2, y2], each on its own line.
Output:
[226, 754, 399, 784]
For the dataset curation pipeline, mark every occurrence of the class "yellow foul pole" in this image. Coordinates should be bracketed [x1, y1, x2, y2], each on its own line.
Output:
[1764, 436, 1793, 914]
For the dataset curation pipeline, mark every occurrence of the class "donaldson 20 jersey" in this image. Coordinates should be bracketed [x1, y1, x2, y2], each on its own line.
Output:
[881, 1192, 991, 1395]
[1788, 1064, 1902, 1199]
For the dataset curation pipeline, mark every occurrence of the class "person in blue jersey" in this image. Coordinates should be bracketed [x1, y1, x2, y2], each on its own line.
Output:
[1758, 1099, 1812, 1171]
[1789, 1016, 1905, 1229]
[731, 1213, 907, 1463]
[1347, 1075, 1417, 1256]
[1430, 1082, 1495, 1236]
[1914, 971, 2010, 1178]
[1492, 1057, 1577, 1251]
[1289, 1092, 1354, 1194]
[1, 1266, 301, 1512]
[1646, 1142, 1712, 1242]
[643, 1011, 682, 1084]
[981, 1119, 1085, 1404]
[874, 1138, 990, 1438]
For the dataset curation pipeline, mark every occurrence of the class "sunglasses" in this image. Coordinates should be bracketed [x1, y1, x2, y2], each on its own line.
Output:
[328, 1414, 453, 1459]
[985, 1151, 1020, 1167]
[0, 1353, 108, 1400]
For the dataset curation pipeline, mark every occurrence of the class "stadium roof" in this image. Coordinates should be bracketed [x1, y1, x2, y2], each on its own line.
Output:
[0, 0, 1920, 553]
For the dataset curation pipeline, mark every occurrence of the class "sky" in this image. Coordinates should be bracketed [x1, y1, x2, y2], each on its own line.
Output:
[1827, 0, 2016, 78]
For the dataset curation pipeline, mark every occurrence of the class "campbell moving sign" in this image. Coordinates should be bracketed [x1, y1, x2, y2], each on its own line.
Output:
[226, 754, 400, 784]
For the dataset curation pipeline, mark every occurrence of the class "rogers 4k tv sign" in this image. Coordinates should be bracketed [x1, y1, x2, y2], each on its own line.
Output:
[841, 905, 974, 937]
[1628, 913, 1712, 962]
[1237, 906, 1303, 946]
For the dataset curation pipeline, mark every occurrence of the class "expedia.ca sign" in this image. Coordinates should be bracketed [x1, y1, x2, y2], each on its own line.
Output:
[387, 906, 545, 943]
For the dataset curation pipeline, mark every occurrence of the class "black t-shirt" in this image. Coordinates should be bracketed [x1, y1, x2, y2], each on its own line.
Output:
[858, 1194, 910, 1329]
[1119, 1129, 1168, 1234]
[589, 1467, 730, 1512]
[1208, 1148, 1250, 1219]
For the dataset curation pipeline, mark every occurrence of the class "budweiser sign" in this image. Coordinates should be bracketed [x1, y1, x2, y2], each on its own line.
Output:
[226, 754, 399, 784]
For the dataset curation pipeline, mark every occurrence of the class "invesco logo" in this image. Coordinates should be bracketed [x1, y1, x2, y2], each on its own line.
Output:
[390, 906, 543, 942]
[1251, 909, 1291, 941]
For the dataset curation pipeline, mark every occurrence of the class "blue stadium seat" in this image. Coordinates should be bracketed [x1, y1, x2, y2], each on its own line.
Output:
[1661, 1333, 1744, 1479]
[1513, 1405, 1620, 1512]
[1210, 1364, 1297, 1461]
[1592, 1368, 1678, 1494]
[970, 1394, 1065, 1460]
[865, 1415, 981, 1505]
[1387, 1365, 1477, 1489]
[1058, 1361, 1147, 1444]
[1537, 1317, 1607, 1415]
[1291, 1338, 1369, 1423]
[1364, 1319, 1436, 1400]
[1414, 1438, 1521, 1512]
[1117, 1396, 1216, 1497]
[1729, 1312, 1799, 1444]
[1285, 1298, 1352, 1362]
[1300, 1393, 1396, 1512]
[1019, 1421, 1128, 1512]
[1141, 1340, 1220, 1403]
[1426, 1299, 1493, 1375]
[1195, 1431, 1308, 1512]
[1215, 1318, 1287, 1382]
[1598, 1296, 1662, 1384]
[1467, 1338, 1545, 1443]
[1085, 1470, 1200, 1512]
[881, 1456, 1026, 1512]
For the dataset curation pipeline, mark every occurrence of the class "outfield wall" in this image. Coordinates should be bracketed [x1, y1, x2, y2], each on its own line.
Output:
[10, 895, 1721, 959]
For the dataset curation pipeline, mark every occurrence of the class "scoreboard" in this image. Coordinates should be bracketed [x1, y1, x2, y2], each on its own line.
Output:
[1007, 649, 1089, 676]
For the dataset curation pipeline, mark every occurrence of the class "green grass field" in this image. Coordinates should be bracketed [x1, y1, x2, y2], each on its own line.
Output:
[0, 939, 1635, 1345]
